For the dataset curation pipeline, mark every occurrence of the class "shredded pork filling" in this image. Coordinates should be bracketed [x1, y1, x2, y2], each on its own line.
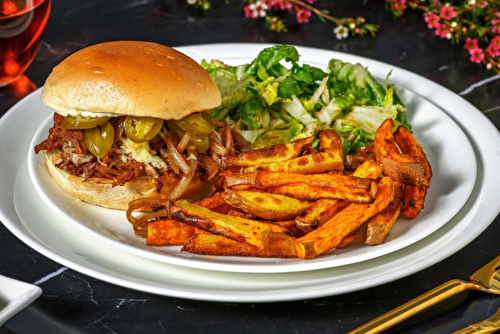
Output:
[34, 113, 250, 200]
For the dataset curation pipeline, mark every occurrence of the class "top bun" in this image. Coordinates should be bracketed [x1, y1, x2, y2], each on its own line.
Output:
[41, 41, 221, 120]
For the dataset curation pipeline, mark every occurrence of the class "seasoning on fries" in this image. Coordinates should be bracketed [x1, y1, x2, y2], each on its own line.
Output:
[126, 116, 433, 260]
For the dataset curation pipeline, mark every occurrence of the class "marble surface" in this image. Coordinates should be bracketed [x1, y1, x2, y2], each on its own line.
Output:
[1, 0, 500, 333]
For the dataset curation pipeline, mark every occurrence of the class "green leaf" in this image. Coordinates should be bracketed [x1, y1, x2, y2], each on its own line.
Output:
[278, 76, 301, 98]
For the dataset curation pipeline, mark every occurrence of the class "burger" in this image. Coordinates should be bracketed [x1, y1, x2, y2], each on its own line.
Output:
[34, 41, 224, 210]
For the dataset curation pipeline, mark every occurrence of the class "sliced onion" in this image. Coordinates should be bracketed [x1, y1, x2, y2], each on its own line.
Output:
[209, 141, 228, 156]
[223, 126, 235, 156]
[167, 133, 190, 175]
[168, 171, 195, 200]
[199, 154, 218, 180]
[177, 131, 192, 152]
[209, 131, 223, 146]
[126, 196, 170, 238]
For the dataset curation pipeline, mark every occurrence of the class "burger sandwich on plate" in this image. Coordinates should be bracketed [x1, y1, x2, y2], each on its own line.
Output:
[34, 41, 223, 210]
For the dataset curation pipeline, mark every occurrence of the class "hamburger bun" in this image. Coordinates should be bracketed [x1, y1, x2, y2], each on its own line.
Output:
[45, 150, 211, 210]
[41, 41, 221, 119]
[38, 41, 220, 209]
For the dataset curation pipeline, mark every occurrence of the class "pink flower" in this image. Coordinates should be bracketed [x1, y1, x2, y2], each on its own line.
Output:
[470, 48, 485, 63]
[273, 0, 291, 10]
[248, 1, 268, 18]
[244, 5, 256, 18]
[304, 0, 316, 3]
[435, 24, 449, 38]
[492, 19, 500, 34]
[296, 8, 311, 24]
[490, 36, 500, 49]
[424, 12, 440, 29]
[389, 0, 407, 15]
[440, 6, 456, 20]
[464, 37, 479, 52]
[486, 44, 500, 57]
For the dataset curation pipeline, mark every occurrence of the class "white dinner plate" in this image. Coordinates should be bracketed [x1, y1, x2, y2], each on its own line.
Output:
[26, 78, 476, 273]
[1, 43, 499, 302]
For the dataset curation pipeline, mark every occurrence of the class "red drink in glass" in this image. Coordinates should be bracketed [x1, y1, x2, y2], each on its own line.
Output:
[0, 0, 50, 86]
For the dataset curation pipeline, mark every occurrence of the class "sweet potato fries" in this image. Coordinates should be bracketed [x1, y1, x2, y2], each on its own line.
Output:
[127, 120, 432, 260]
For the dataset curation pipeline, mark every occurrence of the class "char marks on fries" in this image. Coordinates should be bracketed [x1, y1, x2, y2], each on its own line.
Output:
[222, 189, 311, 220]
[365, 181, 404, 245]
[242, 152, 343, 174]
[182, 233, 297, 258]
[126, 117, 433, 260]
[294, 177, 394, 259]
[374, 119, 429, 188]
[147, 219, 206, 246]
[264, 182, 377, 203]
[295, 199, 350, 233]
[224, 171, 377, 203]
[224, 136, 313, 167]
[169, 200, 271, 250]
[402, 185, 427, 219]
[394, 125, 432, 218]
[318, 129, 344, 160]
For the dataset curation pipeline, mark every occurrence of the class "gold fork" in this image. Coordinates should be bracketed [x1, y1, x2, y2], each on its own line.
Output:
[347, 254, 500, 334]
[452, 305, 500, 334]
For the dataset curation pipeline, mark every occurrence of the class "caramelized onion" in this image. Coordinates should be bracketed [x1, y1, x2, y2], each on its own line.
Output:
[209, 141, 228, 156]
[177, 131, 192, 152]
[231, 129, 252, 152]
[199, 154, 218, 180]
[166, 133, 190, 175]
[126, 197, 170, 237]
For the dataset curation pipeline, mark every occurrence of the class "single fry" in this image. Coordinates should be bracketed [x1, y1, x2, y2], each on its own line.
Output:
[242, 152, 343, 174]
[365, 181, 404, 245]
[182, 232, 297, 258]
[394, 125, 432, 182]
[222, 189, 311, 220]
[295, 199, 350, 233]
[147, 219, 206, 246]
[169, 200, 272, 250]
[225, 171, 373, 190]
[394, 125, 432, 218]
[318, 129, 344, 160]
[294, 176, 394, 259]
[265, 181, 378, 203]
[402, 185, 427, 219]
[224, 136, 313, 167]
[374, 119, 429, 187]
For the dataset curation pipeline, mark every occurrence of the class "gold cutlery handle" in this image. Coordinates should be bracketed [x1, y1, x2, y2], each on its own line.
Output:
[347, 279, 473, 334]
[452, 308, 500, 334]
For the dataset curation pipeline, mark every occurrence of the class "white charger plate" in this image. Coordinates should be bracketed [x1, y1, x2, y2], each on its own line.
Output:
[1, 43, 499, 302]
[0, 275, 41, 326]
[27, 83, 476, 273]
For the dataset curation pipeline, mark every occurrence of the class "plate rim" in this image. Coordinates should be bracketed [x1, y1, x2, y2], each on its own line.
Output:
[26, 84, 477, 273]
[1, 43, 499, 302]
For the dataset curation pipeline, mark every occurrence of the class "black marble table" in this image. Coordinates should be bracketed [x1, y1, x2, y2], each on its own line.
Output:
[1, 1, 500, 333]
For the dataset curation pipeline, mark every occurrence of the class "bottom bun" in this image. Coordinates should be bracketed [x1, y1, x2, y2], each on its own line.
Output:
[45, 150, 209, 210]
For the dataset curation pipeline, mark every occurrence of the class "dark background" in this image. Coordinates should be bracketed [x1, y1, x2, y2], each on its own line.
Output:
[1, 1, 500, 333]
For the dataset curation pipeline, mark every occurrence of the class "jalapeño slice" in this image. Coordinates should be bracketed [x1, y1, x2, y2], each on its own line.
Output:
[84, 122, 115, 159]
[166, 120, 210, 153]
[175, 111, 214, 135]
[124, 116, 164, 143]
[60, 115, 111, 129]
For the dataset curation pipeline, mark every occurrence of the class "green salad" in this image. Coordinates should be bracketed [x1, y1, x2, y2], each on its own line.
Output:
[202, 45, 410, 156]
